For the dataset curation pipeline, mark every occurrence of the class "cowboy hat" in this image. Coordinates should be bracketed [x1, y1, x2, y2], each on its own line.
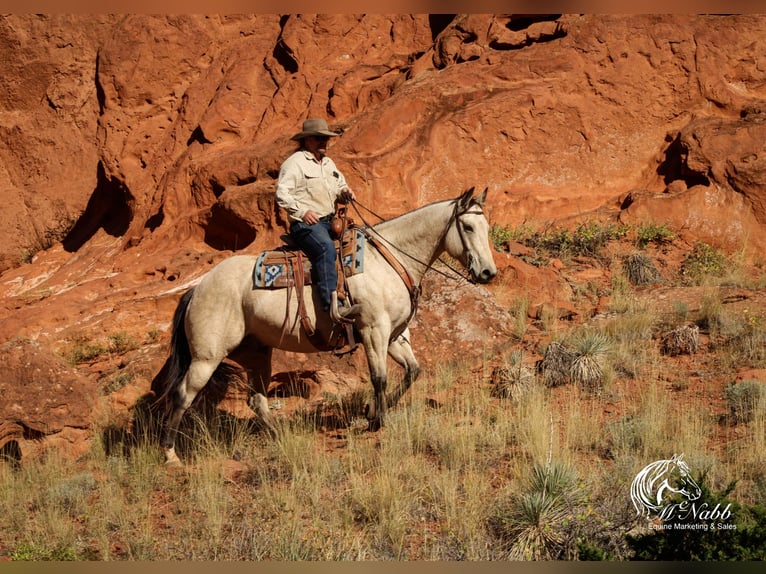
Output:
[290, 118, 341, 141]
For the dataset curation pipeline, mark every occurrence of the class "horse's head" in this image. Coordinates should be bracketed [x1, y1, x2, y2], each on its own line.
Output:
[671, 455, 702, 502]
[632, 454, 702, 517]
[445, 187, 498, 284]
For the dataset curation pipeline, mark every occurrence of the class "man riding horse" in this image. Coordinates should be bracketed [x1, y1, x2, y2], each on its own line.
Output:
[275, 118, 359, 323]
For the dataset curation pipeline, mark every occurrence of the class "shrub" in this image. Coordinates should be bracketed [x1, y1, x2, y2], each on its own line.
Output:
[490, 351, 535, 400]
[64, 331, 140, 366]
[540, 222, 628, 259]
[634, 222, 675, 248]
[724, 380, 765, 425]
[660, 324, 700, 356]
[108, 332, 140, 354]
[680, 242, 727, 285]
[622, 253, 663, 286]
[489, 462, 582, 560]
[10, 543, 80, 561]
[63, 334, 109, 366]
[627, 479, 766, 560]
[569, 331, 611, 392]
[488, 224, 515, 251]
[507, 221, 628, 261]
[537, 341, 574, 388]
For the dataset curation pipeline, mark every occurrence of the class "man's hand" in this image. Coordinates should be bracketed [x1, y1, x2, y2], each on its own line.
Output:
[340, 187, 356, 203]
[302, 210, 320, 225]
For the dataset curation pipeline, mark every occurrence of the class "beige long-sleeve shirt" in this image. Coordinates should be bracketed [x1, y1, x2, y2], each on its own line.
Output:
[275, 150, 348, 222]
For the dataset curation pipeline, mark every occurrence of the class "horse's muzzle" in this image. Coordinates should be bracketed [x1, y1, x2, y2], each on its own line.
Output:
[472, 267, 497, 284]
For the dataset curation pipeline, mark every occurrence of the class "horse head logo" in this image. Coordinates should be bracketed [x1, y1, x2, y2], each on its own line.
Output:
[630, 454, 702, 518]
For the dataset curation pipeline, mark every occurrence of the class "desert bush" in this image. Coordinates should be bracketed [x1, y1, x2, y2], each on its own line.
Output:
[671, 300, 690, 322]
[606, 379, 713, 464]
[64, 331, 141, 366]
[488, 223, 515, 251]
[608, 273, 637, 315]
[696, 290, 727, 335]
[680, 242, 727, 285]
[634, 222, 676, 248]
[569, 331, 611, 392]
[509, 294, 530, 339]
[537, 341, 574, 388]
[724, 380, 765, 425]
[489, 461, 583, 559]
[63, 333, 109, 365]
[602, 310, 656, 344]
[627, 478, 766, 560]
[540, 222, 628, 259]
[504, 220, 628, 261]
[490, 351, 535, 400]
[622, 252, 663, 286]
[10, 543, 81, 561]
[723, 309, 766, 367]
[660, 324, 700, 356]
[107, 332, 140, 354]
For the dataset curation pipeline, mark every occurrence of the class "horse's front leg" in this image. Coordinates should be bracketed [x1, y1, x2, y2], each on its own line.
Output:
[361, 326, 391, 431]
[386, 328, 420, 410]
[228, 340, 278, 436]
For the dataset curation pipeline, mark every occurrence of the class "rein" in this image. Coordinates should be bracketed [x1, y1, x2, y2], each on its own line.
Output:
[349, 199, 476, 283]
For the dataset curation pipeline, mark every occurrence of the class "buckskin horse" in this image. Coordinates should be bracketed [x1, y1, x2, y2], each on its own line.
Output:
[154, 187, 497, 466]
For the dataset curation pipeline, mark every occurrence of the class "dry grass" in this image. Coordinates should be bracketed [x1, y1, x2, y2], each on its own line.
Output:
[2, 233, 766, 560]
[0, 346, 761, 560]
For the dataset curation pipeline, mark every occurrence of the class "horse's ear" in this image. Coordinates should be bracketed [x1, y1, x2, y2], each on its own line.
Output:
[457, 187, 475, 210]
[472, 187, 488, 207]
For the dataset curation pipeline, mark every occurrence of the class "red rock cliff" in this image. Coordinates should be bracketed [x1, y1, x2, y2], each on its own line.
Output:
[1, 14, 765, 457]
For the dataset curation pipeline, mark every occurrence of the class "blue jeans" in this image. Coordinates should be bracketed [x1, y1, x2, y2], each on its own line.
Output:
[290, 217, 337, 312]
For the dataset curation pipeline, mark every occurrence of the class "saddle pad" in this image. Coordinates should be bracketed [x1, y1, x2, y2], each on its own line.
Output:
[252, 228, 366, 289]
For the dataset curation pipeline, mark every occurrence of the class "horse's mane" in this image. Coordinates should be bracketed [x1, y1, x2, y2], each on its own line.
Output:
[369, 196, 458, 230]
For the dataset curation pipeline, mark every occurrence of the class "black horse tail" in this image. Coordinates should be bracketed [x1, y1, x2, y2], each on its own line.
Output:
[151, 288, 195, 414]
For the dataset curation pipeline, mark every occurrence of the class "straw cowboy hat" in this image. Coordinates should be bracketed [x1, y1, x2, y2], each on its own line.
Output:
[290, 118, 341, 141]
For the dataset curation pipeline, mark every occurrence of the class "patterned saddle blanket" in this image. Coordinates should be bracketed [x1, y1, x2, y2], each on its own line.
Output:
[252, 228, 366, 289]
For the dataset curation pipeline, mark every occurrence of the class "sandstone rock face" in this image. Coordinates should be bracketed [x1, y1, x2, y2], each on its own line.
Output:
[1, 14, 766, 458]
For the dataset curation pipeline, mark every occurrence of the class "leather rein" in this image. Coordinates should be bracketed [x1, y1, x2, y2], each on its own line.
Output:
[350, 199, 484, 337]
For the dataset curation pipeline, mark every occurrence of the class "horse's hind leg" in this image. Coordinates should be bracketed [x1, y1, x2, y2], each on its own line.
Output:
[162, 359, 220, 466]
[386, 329, 421, 410]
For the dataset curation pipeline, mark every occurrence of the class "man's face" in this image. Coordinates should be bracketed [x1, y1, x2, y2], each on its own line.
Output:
[304, 135, 330, 159]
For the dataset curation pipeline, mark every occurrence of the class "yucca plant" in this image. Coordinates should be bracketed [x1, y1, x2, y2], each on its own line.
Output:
[489, 462, 581, 560]
[490, 351, 535, 400]
[622, 252, 663, 286]
[569, 331, 611, 392]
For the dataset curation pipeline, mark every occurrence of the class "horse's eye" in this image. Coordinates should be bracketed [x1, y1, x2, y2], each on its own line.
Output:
[463, 223, 474, 233]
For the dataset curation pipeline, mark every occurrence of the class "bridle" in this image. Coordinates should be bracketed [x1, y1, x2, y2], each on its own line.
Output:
[349, 198, 483, 284]
[347, 197, 484, 342]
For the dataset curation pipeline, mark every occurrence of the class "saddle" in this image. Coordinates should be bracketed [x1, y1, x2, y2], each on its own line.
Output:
[253, 227, 364, 289]
[252, 224, 365, 353]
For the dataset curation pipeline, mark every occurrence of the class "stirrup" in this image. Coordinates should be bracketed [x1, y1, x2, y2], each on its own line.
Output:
[330, 291, 360, 324]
